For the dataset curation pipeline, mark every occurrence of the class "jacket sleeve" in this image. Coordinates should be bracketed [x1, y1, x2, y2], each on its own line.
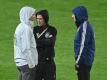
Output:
[36, 28, 57, 47]
[76, 22, 90, 65]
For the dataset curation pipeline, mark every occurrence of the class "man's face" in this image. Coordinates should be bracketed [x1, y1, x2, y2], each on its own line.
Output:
[72, 14, 76, 22]
[29, 12, 36, 21]
[36, 15, 46, 27]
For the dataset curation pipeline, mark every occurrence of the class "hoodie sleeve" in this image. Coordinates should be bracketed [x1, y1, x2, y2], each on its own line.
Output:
[75, 21, 90, 65]
[21, 26, 36, 68]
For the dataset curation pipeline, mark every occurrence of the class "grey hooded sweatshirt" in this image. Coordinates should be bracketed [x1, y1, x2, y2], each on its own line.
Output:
[14, 6, 38, 68]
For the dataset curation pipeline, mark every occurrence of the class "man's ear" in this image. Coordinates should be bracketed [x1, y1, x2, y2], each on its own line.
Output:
[72, 14, 76, 22]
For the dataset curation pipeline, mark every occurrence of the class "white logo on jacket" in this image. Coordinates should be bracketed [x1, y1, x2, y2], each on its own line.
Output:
[45, 32, 53, 38]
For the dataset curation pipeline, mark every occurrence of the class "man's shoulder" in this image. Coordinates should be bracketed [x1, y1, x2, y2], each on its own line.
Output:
[48, 25, 57, 32]
[15, 23, 25, 33]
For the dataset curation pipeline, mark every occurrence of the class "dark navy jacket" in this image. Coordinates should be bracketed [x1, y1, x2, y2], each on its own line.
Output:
[72, 6, 95, 66]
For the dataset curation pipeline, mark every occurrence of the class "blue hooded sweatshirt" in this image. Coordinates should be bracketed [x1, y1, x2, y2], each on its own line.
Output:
[72, 6, 95, 66]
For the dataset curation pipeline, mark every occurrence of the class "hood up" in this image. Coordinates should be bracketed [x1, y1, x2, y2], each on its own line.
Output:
[72, 6, 88, 27]
[19, 6, 35, 27]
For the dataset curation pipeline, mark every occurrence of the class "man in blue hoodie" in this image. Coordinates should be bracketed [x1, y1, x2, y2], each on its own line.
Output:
[72, 6, 95, 80]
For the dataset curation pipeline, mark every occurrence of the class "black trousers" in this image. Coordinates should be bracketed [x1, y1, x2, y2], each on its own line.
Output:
[17, 65, 36, 80]
[75, 64, 92, 80]
[35, 60, 56, 80]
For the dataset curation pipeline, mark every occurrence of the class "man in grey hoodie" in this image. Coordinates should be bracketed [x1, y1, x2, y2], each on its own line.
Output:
[14, 6, 38, 80]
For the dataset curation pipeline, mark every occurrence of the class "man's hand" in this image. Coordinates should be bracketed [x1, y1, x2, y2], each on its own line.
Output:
[75, 64, 79, 71]
[75, 64, 79, 73]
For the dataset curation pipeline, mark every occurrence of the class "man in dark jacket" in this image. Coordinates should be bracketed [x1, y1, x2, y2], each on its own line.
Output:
[72, 6, 95, 80]
[33, 10, 57, 80]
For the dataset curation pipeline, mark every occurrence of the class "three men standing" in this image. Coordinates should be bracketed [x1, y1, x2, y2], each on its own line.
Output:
[14, 5, 95, 80]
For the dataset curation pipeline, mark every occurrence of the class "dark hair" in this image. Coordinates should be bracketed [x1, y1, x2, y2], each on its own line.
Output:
[36, 10, 49, 24]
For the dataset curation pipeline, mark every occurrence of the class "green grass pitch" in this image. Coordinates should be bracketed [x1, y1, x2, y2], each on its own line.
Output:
[0, 0, 107, 80]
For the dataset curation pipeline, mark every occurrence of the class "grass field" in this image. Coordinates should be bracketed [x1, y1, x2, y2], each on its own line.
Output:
[0, 0, 107, 80]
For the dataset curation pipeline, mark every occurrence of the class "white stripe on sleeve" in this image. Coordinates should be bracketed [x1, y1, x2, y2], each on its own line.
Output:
[76, 21, 87, 64]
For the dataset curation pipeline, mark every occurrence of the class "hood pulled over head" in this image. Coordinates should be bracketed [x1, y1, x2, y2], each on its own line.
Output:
[19, 6, 35, 26]
[72, 6, 88, 27]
